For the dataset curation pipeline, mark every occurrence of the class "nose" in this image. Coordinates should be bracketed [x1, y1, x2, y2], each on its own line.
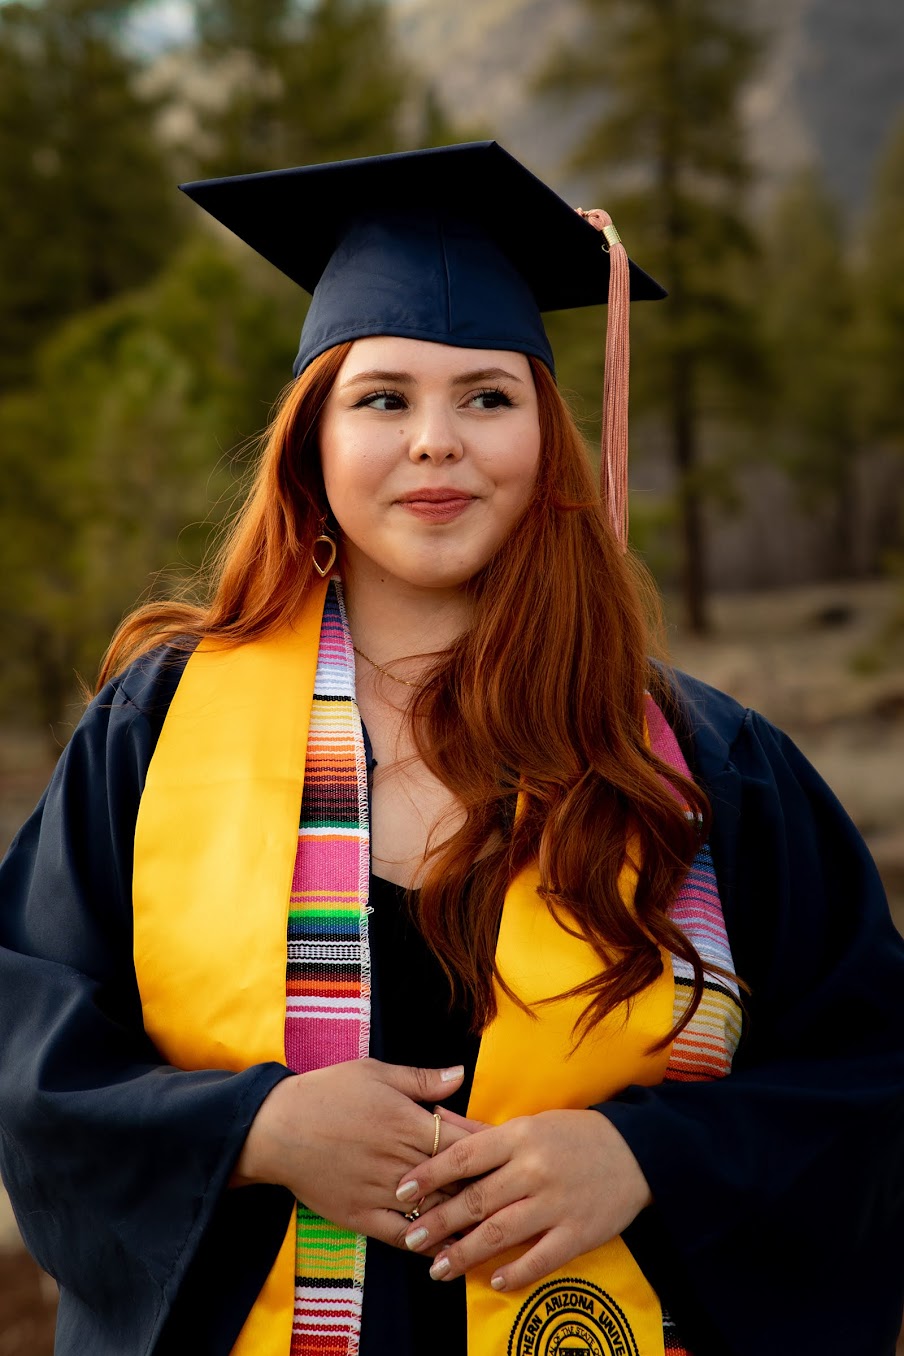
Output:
[407, 403, 464, 464]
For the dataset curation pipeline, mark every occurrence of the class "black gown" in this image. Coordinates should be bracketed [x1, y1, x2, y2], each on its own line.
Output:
[1, 647, 903, 1355]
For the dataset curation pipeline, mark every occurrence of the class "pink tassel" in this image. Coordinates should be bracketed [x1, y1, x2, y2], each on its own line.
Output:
[577, 208, 631, 550]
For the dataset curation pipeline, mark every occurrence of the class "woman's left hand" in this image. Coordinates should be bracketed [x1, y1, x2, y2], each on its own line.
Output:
[395, 1109, 652, 1293]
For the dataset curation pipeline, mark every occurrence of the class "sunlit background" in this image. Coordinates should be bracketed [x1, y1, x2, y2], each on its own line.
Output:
[0, 0, 903, 1348]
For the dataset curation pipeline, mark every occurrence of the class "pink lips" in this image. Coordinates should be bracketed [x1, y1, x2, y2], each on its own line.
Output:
[396, 488, 476, 523]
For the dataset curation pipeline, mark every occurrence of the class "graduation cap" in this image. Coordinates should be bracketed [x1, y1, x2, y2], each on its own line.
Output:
[180, 141, 666, 547]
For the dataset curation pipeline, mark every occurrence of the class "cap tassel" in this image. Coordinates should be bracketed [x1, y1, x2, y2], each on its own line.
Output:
[577, 208, 631, 550]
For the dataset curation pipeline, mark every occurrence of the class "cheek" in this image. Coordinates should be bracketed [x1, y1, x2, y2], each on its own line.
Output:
[320, 436, 385, 525]
[492, 433, 541, 513]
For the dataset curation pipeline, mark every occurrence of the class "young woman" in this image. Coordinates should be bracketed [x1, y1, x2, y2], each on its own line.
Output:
[1, 143, 902, 1356]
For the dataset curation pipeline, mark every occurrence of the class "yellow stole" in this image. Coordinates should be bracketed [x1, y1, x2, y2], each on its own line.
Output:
[133, 579, 672, 1356]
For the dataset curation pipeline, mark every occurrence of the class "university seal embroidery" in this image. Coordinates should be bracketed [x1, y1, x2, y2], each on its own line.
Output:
[508, 1279, 640, 1356]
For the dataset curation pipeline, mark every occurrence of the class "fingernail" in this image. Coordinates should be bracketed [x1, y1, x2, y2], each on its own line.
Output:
[430, 1256, 450, 1280]
[395, 1181, 419, 1203]
[405, 1227, 428, 1250]
[490, 1274, 506, 1291]
[441, 1065, 464, 1083]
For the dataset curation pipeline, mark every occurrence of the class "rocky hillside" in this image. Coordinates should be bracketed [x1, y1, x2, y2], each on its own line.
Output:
[390, 0, 904, 213]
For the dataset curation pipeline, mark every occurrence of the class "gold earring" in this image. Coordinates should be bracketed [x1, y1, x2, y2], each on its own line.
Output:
[312, 532, 337, 578]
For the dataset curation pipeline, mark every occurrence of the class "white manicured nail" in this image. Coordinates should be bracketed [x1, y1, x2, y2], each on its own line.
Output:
[430, 1256, 450, 1280]
[441, 1066, 464, 1083]
[491, 1274, 506, 1291]
[405, 1228, 428, 1250]
[396, 1180, 419, 1202]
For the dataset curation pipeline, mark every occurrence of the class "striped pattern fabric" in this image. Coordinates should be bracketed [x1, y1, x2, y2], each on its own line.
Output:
[646, 695, 742, 1356]
[286, 579, 370, 1356]
[645, 695, 743, 1087]
[666, 841, 743, 1083]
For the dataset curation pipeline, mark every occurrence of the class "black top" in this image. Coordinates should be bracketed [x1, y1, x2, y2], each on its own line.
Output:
[362, 874, 480, 1353]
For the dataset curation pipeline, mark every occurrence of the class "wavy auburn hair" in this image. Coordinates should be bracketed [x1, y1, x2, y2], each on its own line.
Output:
[100, 342, 713, 1046]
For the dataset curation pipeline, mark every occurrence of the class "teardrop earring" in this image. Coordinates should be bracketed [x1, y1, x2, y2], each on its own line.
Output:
[312, 530, 338, 578]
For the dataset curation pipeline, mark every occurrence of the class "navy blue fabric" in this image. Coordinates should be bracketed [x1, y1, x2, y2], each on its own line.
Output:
[293, 213, 556, 377]
[0, 651, 294, 1355]
[178, 141, 667, 379]
[0, 654, 903, 1354]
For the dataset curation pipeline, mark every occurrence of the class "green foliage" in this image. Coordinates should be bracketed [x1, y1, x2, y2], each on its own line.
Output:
[0, 239, 301, 731]
[0, 0, 184, 391]
[190, 0, 411, 176]
[759, 170, 857, 520]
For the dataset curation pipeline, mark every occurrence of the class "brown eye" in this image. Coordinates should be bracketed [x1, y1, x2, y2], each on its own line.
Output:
[471, 388, 513, 410]
[357, 389, 407, 411]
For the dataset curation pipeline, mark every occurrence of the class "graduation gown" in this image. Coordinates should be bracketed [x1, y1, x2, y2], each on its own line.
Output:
[0, 648, 903, 1355]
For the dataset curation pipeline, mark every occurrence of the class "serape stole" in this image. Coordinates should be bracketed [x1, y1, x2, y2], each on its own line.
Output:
[286, 579, 370, 1355]
[646, 697, 743, 1085]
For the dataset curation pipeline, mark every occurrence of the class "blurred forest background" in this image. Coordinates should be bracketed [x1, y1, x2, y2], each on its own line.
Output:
[0, 0, 903, 1349]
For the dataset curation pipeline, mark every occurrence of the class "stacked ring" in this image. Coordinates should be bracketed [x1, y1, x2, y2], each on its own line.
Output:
[400, 1114, 443, 1221]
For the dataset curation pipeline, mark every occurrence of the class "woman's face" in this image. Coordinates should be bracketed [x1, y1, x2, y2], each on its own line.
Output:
[318, 336, 541, 593]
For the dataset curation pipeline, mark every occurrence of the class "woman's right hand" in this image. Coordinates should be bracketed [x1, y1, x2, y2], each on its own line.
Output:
[232, 1058, 468, 1251]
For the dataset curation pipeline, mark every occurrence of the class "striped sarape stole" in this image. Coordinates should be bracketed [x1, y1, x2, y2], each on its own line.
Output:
[285, 578, 370, 1354]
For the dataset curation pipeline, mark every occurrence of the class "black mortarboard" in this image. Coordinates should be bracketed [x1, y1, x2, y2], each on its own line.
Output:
[180, 141, 666, 546]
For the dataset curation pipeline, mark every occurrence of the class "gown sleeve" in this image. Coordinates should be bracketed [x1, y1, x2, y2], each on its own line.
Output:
[0, 653, 295, 1356]
[598, 684, 904, 1356]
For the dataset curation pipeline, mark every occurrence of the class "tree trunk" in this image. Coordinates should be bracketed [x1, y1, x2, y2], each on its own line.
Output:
[831, 446, 859, 579]
[672, 353, 709, 633]
[656, 0, 709, 634]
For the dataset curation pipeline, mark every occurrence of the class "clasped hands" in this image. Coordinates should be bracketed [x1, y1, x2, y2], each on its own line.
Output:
[395, 1099, 652, 1293]
[235, 1057, 651, 1294]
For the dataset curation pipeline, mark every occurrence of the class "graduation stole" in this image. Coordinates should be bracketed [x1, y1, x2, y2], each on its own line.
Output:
[133, 576, 741, 1356]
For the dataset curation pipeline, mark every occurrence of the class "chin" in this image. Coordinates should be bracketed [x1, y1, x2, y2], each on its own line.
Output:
[396, 565, 480, 591]
[343, 538, 497, 591]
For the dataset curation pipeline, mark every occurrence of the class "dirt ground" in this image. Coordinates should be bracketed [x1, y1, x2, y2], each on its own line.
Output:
[0, 579, 902, 1350]
[666, 579, 904, 936]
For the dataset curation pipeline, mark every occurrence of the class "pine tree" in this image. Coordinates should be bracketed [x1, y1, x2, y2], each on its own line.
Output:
[759, 170, 859, 576]
[539, 0, 762, 631]
[0, 238, 302, 732]
[0, 0, 184, 391]
[189, 0, 409, 177]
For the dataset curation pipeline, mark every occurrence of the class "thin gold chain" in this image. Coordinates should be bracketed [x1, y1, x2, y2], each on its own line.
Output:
[352, 644, 421, 688]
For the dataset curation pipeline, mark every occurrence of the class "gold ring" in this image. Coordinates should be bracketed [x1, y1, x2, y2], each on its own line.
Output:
[431, 1111, 442, 1158]
[403, 1206, 421, 1222]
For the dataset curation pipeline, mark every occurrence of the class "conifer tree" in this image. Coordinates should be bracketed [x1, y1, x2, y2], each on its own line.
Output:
[190, 0, 408, 176]
[0, 238, 301, 732]
[539, 0, 762, 631]
[760, 170, 859, 576]
[0, 0, 183, 391]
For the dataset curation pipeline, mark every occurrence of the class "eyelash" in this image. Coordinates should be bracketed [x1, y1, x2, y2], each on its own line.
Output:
[354, 387, 515, 411]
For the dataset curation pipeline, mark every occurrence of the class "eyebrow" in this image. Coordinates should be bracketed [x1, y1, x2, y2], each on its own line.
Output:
[340, 366, 525, 388]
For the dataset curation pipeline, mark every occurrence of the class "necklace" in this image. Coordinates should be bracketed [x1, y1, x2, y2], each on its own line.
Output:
[352, 644, 421, 688]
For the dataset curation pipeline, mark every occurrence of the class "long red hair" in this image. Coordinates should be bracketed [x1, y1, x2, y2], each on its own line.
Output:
[100, 343, 712, 1043]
